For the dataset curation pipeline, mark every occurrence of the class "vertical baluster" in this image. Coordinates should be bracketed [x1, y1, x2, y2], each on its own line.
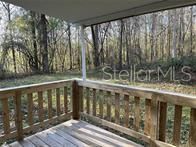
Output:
[159, 102, 167, 141]
[47, 89, 52, 118]
[56, 88, 61, 116]
[2, 98, 10, 134]
[189, 108, 196, 147]
[79, 86, 83, 112]
[86, 87, 90, 114]
[172, 105, 182, 146]
[115, 93, 120, 124]
[64, 87, 68, 113]
[124, 95, 129, 128]
[72, 81, 79, 120]
[99, 90, 103, 119]
[107, 91, 111, 121]
[134, 96, 140, 131]
[27, 93, 33, 126]
[93, 89, 96, 116]
[15, 91, 23, 141]
[150, 95, 159, 146]
[144, 99, 151, 135]
[38, 91, 43, 122]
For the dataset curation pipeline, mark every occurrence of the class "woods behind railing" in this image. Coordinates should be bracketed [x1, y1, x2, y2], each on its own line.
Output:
[0, 79, 196, 147]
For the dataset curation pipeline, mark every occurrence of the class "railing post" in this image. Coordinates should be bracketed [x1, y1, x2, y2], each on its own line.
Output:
[72, 80, 80, 120]
[15, 91, 23, 141]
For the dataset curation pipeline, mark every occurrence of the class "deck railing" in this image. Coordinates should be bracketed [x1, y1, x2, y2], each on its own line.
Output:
[0, 79, 195, 146]
[0, 79, 73, 143]
[77, 79, 196, 147]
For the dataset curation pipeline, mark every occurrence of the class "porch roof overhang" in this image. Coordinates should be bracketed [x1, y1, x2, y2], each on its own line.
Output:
[1, 0, 196, 26]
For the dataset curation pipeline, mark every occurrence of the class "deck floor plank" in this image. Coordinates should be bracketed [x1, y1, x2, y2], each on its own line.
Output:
[9, 120, 142, 147]
[35, 132, 62, 147]
[9, 141, 23, 147]
[50, 128, 89, 147]
[60, 123, 119, 147]
[27, 135, 49, 147]
[55, 124, 103, 146]
[43, 130, 77, 147]
[19, 138, 36, 147]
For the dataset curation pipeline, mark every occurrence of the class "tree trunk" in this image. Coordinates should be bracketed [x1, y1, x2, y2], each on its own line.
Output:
[30, 11, 39, 72]
[68, 24, 72, 69]
[91, 25, 100, 68]
[190, 6, 193, 55]
[151, 13, 157, 61]
[167, 11, 171, 59]
[39, 14, 49, 73]
[179, 8, 185, 57]
[119, 20, 124, 69]
[145, 16, 148, 61]
[125, 21, 130, 68]
[172, 10, 177, 58]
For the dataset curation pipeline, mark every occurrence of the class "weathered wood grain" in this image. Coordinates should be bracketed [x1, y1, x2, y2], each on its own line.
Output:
[159, 102, 167, 142]
[189, 108, 196, 147]
[1, 98, 10, 134]
[93, 89, 96, 116]
[38, 91, 44, 122]
[172, 105, 182, 146]
[144, 99, 151, 136]
[134, 96, 140, 131]
[27, 93, 33, 126]
[106, 91, 111, 121]
[47, 89, 52, 118]
[15, 91, 23, 141]
[115, 93, 120, 124]
[72, 81, 79, 119]
[124, 95, 129, 128]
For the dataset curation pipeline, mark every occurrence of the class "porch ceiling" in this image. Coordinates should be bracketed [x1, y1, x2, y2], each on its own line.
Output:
[1, 0, 196, 26]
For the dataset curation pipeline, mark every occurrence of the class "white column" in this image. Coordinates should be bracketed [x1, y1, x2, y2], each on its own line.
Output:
[80, 25, 86, 81]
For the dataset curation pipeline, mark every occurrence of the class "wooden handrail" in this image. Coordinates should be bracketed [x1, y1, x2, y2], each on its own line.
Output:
[77, 79, 196, 108]
[0, 79, 74, 99]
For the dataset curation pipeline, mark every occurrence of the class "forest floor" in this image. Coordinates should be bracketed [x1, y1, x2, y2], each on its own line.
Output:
[0, 71, 195, 95]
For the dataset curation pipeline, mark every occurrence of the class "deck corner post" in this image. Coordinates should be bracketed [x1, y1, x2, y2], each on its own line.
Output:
[72, 80, 80, 120]
[15, 90, 23, 141]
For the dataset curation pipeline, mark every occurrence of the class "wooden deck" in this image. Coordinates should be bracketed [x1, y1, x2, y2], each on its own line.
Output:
[8, 120, 142, 147]
[1, 79, 194, 146]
